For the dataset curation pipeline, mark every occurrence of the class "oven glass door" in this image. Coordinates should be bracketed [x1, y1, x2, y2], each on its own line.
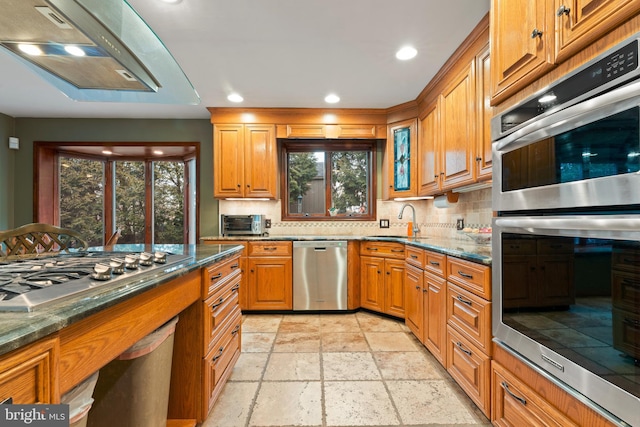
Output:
[493, 215, 640, 426]
[493, 79, 640, 213]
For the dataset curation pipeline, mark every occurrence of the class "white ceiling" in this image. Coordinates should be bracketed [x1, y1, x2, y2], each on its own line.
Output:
[0, 0, 490, 120]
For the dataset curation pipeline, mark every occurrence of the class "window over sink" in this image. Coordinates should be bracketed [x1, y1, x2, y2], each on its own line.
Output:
[281, 140, 376, 221]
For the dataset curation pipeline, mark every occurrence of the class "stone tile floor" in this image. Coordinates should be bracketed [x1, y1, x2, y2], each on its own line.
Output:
[201, 311, 491, 427]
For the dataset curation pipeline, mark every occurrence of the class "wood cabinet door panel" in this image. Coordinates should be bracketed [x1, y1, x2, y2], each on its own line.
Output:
[490, 0, 555, 103]
[214, 125, 244, 197]
[476, 43, 492, 180]
[244, 124, 277, 198]
[502, 256, 537, 308]
[440, 62, 476, 189]
[360, 256, 385, 312]
[423, 272, 447, 366]
[555, 0, 640, 62]
[247, 257, 293, 310]
[0, 338, 59, 404]
[417, 100, 440, 196]
[385, 259, 405, 318]
[387, 119, 418, 198]
[404, 264, 424, 337]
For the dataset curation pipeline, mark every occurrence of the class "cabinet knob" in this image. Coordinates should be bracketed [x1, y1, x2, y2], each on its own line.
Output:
[475, 157, 482, 162]
[556, 5, 570, 16]
[247, 184, 250, 187]
[531, 28, 543, 39]
[237, 184, 241, 188]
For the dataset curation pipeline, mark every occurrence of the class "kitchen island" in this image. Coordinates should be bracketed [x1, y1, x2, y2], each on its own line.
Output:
[0, 243, 244, 424]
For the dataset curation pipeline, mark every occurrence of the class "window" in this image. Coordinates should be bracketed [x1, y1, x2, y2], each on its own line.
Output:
[36, 142, 198, 245]
[281, 140, 376, 220]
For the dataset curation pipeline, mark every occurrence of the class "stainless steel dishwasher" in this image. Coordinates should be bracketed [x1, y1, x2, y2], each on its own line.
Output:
[293, 240, 347, 311]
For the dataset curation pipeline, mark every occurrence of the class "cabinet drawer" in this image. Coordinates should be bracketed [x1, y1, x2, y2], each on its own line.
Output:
[204, 275, 241, 354]
[491, 361, 578, 427]
[424, 250, 446, 277]
[612, 247, 640, 272]
[447, 283, 492, 355]
[203, 254, 241, 296]
[0, 337, 59, 404]
[361, 241, 405, 258]
[405, 246, 425, 268]
[446, 326, 490, 418]
[204, 308, 242, 413]
[613, 308, 640, 360]
[612, 270, 640, 312]
[248, 241, 292, 256]
[447, 257, 491, 300]
[502, 239, 536, 255]
[537, 238, 574, 254]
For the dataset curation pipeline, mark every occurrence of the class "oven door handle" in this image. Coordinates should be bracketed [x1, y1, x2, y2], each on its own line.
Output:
[494, 216, 640, 240]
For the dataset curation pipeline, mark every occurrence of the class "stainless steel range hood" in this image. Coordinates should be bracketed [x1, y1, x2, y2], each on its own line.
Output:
[0, 0, 200, 105]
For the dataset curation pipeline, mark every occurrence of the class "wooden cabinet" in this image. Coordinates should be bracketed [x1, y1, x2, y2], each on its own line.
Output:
[417, 42, 492, 197]
[360, 241, 405, 318]
[386, 119, 418, 198]
[502, 237, 574, 309]
[201, 241, 248, 310]
[246, 241, 292, 310]
[490, 0, 555, 104]
[213, 124, 277, 199]
[0, 337, 59, 404]
[446, 257, 492, 417]
[491, 360, 578, 427]
[403, 246, 448, 365]
[439, 60, 477, 190]
[200, 254, 242, 415]
[555, 0, 640, 62]
[490, 0, 640, 104]
[612, 244, 640, 360]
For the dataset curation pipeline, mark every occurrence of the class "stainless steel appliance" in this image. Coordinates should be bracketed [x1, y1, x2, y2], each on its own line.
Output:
[492, 34, 640, 427]
[293, 241, 347, 311]
[221, 214, 267, 236]
[0, 251, 192, 312]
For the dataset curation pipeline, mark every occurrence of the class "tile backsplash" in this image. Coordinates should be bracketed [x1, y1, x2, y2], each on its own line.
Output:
[218, 188, 492, 240]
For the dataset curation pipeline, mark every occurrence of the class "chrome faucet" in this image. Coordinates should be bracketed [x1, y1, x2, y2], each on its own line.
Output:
[398, 203, 420, 238]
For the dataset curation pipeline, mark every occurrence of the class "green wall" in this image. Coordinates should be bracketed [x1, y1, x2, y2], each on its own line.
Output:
[0, 113, 15, 230]
[11, 118, 219, 237]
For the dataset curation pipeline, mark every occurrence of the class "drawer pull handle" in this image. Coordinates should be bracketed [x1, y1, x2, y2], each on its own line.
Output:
[502, 382, 526, 406]
[549, 244, 563, 249]
[429, 261, 440, 266]
[211, 273, 223, 280]
[391, 249, 404, 253]
[231, 283, 240, 292]
[230, 263, 240, 269]
[456, 295, 472, 306]
[231, 325, 241, 335]
[623, 257, 637, 264]
[508, 245, 520, 250]
[457, 270, 473, 279]
[624, 318, 640, 327]
[212, 347, 224, 362]
[456, 341, 472, 357]
[211, 297, 225, 310]
[410, 254, 418, 259]
[556, 5, 570, 16]
[264, 247, 277, 251]
[367, 247, 379, 251]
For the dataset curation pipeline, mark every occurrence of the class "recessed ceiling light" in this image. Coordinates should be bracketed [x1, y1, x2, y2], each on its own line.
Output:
[227, 93, 244, 103]
[64, 45, 85, 57]
[396, 46, 417, 60]
[18, 44, 42, 56]
[153, 150, 164, 155]
[159, 0, 182, 3]
[324, 94, 340, 104]
[102, 150, 112, 155]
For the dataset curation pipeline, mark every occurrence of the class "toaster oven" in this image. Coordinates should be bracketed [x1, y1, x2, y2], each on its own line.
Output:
[221, 214, 267, 236]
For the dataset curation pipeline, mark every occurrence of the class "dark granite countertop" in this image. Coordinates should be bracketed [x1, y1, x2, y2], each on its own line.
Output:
[201, 235, 492, 266]
[0, 243, 244, 357]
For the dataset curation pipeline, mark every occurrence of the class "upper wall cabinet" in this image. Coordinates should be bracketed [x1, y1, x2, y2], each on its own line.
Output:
[555, 0, 640, 62]
[476, 43, 493, 181]
[386, 119, 418, 198]
[213, 124, 277, 199]
[490, 0, 555, 105]
[490, 0, 640, 105]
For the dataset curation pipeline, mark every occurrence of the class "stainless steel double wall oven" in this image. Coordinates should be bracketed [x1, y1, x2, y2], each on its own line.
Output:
[492, 34, 640, 427]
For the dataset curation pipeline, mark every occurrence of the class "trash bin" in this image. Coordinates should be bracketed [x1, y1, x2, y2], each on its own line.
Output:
[87, 316, 179, 427]
[62, 371, 99, 427]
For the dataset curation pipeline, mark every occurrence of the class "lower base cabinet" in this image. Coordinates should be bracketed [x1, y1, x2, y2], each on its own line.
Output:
[446, 325, 490, 417]
[491, 361, 577, 427]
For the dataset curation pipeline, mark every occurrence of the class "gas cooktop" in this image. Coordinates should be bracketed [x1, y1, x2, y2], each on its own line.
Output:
[0, 251, 192, 312]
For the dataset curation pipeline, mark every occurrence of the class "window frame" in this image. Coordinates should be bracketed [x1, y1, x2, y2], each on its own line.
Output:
[280, 139, 377, 221]
[33, 142, 199, 244]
